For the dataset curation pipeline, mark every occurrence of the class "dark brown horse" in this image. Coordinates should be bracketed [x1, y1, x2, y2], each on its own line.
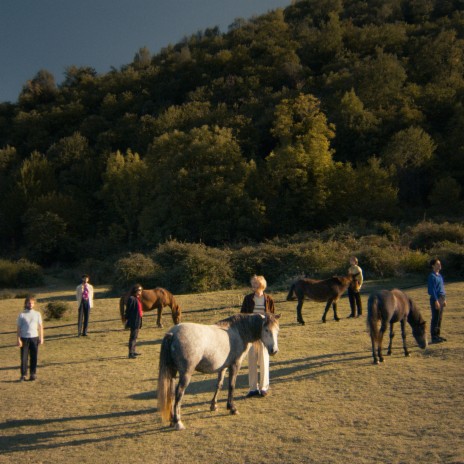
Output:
[287, 276, 357, 325]
[119, 287, 181, 328]
[367, 289, 427, 364]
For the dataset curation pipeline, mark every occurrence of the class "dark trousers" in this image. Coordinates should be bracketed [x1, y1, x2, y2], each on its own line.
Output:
[20, 337, 39, 377]
[79, 300, 90, 334]
[430, 298, 444, 339]
[348, 287, 362, 316]
[128, 327, 140, 354]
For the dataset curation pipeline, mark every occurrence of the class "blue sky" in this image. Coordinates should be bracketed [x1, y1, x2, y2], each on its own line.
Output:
[0, 0, 290, 103]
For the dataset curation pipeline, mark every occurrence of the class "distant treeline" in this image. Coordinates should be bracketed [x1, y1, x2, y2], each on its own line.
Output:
[0, 0, 463, 266]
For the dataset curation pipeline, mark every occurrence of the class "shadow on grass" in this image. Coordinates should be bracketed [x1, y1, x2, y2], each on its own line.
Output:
[0, 408, 159, 453]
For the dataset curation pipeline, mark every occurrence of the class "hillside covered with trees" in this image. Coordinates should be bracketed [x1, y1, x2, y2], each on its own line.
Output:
[0, 0, 463, 267]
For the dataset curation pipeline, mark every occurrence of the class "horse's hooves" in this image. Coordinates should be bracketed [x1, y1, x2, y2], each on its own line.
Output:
[387, 352, 392, 356]
[297, 320, 305, 325]
[321, 319, 326, 323]
[230, 409, 239, 415]
[210, 405, 218, 412]
[157, 324, 163, 328]
[373, 360, 379, 365]
[334, 318, 340, 322]
[379, 358, 384, 363]
[174, 421, 186, 431]
[405, 353, 410, 357]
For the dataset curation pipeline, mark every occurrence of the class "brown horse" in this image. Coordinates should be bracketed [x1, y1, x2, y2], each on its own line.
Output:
[367, 289, 427, 364]
[119, 287, 181, 328]
[287, 276, 357, 325]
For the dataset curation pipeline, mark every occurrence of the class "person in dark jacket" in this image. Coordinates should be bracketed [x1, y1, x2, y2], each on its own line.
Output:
[124, 283, 144, 359]
[240, 275, 275, 398]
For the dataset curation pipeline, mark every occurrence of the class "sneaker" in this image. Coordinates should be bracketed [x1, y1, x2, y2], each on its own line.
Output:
[20, 376, 27, 382]
[29, 374, 36, 381]
[347, 314, 355, 318]
[133, 352, 142, 356]
[431, 337, 444, 344]
[128, 354, 137, 359]
[246, 390, 260, 398]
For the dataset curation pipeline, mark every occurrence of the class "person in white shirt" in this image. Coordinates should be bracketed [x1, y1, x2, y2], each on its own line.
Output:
[347, 256, 364, 318]
[17, 295, 44, 381]
[76, 274, 94, 336]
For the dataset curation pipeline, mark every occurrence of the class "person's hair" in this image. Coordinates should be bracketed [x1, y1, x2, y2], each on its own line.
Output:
[24, 295, 36, 306]
[350, 256, 358, 265]
[429, 257, 440, 267]
[81, 274, 89, 280]
[251, 275, 267, 291]
[130, 283, 143, 296]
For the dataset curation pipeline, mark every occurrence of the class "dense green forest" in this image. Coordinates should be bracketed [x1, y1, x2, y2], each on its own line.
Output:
[0, 0, 463, 267]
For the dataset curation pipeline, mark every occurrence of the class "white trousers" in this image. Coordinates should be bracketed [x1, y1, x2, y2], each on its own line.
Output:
[248, 341, 270, 392]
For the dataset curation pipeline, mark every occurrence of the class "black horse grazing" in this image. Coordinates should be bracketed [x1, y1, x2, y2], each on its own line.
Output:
[367, 289, 427, 364]
[287, 276, 356, 325]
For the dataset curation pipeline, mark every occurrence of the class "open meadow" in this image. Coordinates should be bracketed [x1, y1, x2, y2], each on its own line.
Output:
[1, 278, 463, 464]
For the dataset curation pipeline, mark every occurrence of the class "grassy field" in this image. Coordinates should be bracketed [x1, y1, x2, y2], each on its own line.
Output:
[0, 278, 463, 464]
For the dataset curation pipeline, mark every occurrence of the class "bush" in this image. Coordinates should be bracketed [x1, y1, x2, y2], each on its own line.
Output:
[408, 221, 464, 250]
[153, 240, 234, 293]
[112, 253, 159, 291]
[429, 242, 464, 276]
[44, 300, 70, 320]
[0, 259, 44, 288]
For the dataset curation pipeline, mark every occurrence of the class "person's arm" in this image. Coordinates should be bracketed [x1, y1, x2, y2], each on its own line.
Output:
[428, 274, 441, 309]
[39, 323, 44, 344]
[17, 325, 22, 347]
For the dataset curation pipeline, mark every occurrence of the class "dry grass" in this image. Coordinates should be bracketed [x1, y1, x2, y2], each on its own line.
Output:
[1, 279, 463, 464]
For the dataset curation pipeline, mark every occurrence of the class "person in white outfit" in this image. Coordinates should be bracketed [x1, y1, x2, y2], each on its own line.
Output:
[240, 275, 276, 397]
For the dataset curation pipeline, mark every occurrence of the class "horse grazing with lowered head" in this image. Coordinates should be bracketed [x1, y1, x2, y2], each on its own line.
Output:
[287, 276, 357, 325]
[367, 289, 427, 364]
[158, 313, 280, 431]
[119, 287, 181, 328]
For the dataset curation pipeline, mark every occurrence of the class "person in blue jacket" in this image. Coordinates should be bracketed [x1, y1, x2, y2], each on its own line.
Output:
[427, 258, 447, 343]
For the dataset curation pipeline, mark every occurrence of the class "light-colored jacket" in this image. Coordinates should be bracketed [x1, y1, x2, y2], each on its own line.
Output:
[76, 283, 94, 308]
[348, 265, 363, 289]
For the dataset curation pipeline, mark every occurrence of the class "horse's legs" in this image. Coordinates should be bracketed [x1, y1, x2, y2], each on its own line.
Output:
[210, 368, 227, 412]
[227, 363, 240, 415]
[332, 301, 340, 321]
[370, 331, 379, 364]
[378, 321, 388, 363]
[387, 324, 395, 355]
[401, 319, 410, 357]
[322, 300, 332, 323]
[172, 371, 191, 431]
[156, 305, 163, 328]
[296, 299, 305, 325]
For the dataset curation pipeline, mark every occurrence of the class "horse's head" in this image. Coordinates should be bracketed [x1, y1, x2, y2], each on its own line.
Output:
[172, 303, 181, 325]
[409, 301, 428, 349]
[261, 314, 281, 356]
[349, 276, 360, 292]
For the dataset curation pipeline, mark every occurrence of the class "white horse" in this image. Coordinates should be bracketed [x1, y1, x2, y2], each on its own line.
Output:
[157, 313, 281, 430]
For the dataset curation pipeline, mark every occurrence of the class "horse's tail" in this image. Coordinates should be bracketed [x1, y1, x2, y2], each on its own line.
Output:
[367, 294, 380, 342]
[119, 296, 126, 324]
[158, 333, 176, 423]
[286, 283, 296, 301]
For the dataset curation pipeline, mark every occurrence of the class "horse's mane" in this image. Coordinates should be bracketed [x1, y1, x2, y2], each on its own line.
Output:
[216, 313, 266, 339]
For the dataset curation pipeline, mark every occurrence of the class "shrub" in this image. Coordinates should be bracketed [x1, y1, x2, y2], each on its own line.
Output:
[112, 253, 159, 291]
[429, 242, 464, 276]
[44, 300, 70, 320]
[0, 259, 44, 288]
[400, 250, 429, 274]
[153, 240, 234, 293]
[408, 221, 464, 250]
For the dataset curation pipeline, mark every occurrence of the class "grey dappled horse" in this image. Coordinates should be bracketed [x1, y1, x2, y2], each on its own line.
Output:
[157, 313, 280, 431]
[367, 289, 427, 364]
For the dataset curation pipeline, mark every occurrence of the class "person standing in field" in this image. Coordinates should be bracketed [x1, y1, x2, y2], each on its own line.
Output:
[17, 295, 44, 381]
[124, 283, 144, 359]
[428, 258, 447, 343]
[347, 256, 363, 318]
[76, 274, 94, 336]
[240, 275, 275, 397]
